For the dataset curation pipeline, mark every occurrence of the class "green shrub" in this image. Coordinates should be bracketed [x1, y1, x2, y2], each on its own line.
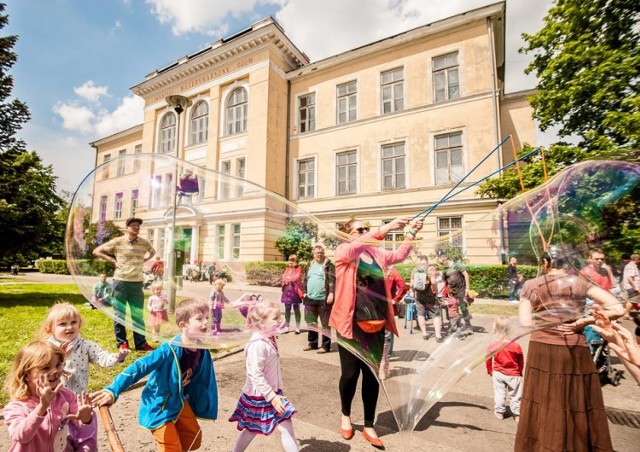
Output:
[35, 259, 114, 276]
[35, 259, 69, 274]
[244, 261, 308, 287]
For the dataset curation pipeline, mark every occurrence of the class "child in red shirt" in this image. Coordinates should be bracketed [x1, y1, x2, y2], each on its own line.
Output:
[486, 316, 524, 421]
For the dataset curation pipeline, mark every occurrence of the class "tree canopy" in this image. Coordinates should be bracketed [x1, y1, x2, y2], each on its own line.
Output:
[0, 3, 65, 264]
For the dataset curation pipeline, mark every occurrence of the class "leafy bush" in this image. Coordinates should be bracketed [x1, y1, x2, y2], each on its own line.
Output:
[35, 259, 115, 276]
[245, 261, 308, 287]
[35, 259, 69, 274]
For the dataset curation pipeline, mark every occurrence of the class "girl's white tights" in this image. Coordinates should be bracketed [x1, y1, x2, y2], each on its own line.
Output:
[232, 419, 298, 452]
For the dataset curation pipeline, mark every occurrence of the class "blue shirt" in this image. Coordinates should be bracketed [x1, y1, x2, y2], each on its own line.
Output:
[306, 262, 326, 300]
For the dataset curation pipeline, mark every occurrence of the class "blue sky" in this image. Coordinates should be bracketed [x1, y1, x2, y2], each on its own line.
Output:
[5, 0, 553, 194]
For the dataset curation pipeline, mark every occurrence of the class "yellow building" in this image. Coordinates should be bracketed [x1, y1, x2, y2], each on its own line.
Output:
[89, 2, 536, 266]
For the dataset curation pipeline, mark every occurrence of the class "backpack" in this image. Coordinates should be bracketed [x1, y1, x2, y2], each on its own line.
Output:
[413, 270, 427, 291]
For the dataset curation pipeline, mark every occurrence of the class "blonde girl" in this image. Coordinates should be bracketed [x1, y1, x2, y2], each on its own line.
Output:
[3, 341, 96, 451]
[42, 302, 128, 394]
[229, 299, 299, 451]
[209, 279, 231, 335]
[147, 281, 169, 341]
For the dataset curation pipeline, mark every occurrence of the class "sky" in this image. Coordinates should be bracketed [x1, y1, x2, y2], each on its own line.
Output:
[5, 0, 554, 194]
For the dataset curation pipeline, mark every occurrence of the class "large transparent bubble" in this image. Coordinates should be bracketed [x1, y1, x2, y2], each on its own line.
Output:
[67, 154, 638, 448]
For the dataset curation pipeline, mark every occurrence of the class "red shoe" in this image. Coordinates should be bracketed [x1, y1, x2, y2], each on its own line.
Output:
[136, 343, 155, 352]
[118, 342, 130, 353]
[340, 426, 354, 440]
[362, 430, 385, 449]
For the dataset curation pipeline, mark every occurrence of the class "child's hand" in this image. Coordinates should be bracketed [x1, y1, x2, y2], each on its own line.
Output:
[270, 395, 285, 415]
[117, 348, 130, 362]
[91, 390, 114, 407]
[37, 374, 62, 407]
[66, 392, 93, 424]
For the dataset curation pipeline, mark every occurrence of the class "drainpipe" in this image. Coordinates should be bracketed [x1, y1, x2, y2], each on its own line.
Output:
[285, 79, 291, 203]
[487, 17, 502, 173]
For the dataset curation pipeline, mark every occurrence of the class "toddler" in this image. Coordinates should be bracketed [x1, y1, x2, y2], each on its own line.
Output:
[147, 281, 169, 341]
[229, 298, 299, 451]
[42, 302, 128, 394]
[209, 279, 231, 335]
[3, 341, 96, 451]
[93, 298, 218, 451]
[485, 316, 524, 421]
[444, 297, 464, 339]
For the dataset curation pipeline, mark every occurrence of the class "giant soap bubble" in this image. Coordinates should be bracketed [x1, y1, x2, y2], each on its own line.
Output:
[67, 153, 638, 448]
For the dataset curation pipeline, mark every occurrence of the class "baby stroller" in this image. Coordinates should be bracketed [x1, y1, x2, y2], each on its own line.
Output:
[584, 325, 623, 386]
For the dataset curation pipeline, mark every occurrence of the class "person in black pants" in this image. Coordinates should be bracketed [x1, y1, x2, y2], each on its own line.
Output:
[302, 245, 335, 353]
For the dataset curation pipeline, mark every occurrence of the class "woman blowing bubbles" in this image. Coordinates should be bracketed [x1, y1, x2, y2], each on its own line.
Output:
[330, 216, 423, 449]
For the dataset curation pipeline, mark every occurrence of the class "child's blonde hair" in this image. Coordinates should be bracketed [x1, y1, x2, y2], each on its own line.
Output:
[246, 299, 282, 332]
[4, 341, 67, 400]
[150, 281, 164, 292]
[40, 302, 84, 338]
[212, 279, 226, 290]
[492, 316, 513, 338]
[175, 298, 209, 325]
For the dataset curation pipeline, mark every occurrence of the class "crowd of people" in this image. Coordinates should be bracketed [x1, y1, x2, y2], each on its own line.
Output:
[3, 215, 640, 452]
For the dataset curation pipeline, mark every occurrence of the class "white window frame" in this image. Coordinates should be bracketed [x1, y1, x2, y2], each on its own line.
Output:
[130, 189, 139, 216]
[298, 93, 316, 133]
[159, 112, 177, 154]
[225, 87, 248, 136]
[133, 145, 142, 172]
[437, 216, 464, 251]
[151, 175, 162, 209]
[101, 154, 111, 179]
[189, 100, 209, 145]
[99, 195, 108, 222]
[216, 225, 226, 260]
[383, 219, 406, 251]
[433, 51, 460, 102]
[381, 142, 406, 191]
[335, 149, 358, 196]
[336, 81, 357, 125]
[232, 224, 241, 260]
[434, 132, 464, 185]
[381, 67, 404, 114]
[114, 192, 123, 220]
[296, 157, 315, 200]
[236, 158, 246, 197]
[219, 160, 231, 200]
[116, 149, 126, 177]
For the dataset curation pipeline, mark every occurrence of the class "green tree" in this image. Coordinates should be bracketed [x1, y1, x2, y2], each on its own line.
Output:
[274, 219, 317, 261]
[522, 0, 639, 153]
[0, 3, 64, 262]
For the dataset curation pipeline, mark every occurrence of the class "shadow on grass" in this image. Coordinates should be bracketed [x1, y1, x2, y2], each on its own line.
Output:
[0, 292, 86, 308]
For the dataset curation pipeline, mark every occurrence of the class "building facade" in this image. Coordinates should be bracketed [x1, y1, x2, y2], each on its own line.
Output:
[89, 2, 536, 266]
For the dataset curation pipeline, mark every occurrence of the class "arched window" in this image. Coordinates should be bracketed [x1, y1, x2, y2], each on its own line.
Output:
[225, 87, 248, 135]
[189, 101, 209, 145]
[159, 112, 176, 153]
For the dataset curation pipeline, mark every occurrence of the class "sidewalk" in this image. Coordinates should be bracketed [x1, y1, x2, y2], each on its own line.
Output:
[2, 273, 639, 451]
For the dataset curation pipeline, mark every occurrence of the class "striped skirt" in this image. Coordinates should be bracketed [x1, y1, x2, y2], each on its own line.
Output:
[229, 389, 297, 435]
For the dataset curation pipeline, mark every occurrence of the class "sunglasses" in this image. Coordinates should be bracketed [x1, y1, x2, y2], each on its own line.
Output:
[354, 227, 370, 234]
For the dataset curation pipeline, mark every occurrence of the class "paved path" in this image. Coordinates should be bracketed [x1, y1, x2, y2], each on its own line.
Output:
[1, 273, 639, 451]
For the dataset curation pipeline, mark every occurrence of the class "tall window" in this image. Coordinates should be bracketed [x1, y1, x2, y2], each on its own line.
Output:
[226, 87, 248, 135]
[381, 142, 405, 190]
[298, 93, 315, 133]
[159, 112, 177, 153]
[236, 158, 246, 197]
[381, 68, 404, 114]
[130, 189, 139, 216]
[114, 192, 123, 219]
[337, 81, 357, 124]
[297, 158, 315, 199]
[151, 175, 162, 208]
[435, 132, 463, 184]
[219, 160, 231, 199]
[232, 224, 241, 259]
[116, 149, 126, 177]
[157, 228, 165, 258]
[336, 150, 357, 195]
[383, 219, 406, 251]
[217, 225, 226, 260]
[163, 173, 173, 207]
[433, 52, 460, 102]
[133, 145, 142, 172]
[101, 154, 111, 179]
[190, 101, 209, 145]
[438, 216, 463, 251]
[99, 195, 108, 222]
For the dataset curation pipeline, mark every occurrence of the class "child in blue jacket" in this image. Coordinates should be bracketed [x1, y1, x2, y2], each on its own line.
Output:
[92, 298, 218, 450]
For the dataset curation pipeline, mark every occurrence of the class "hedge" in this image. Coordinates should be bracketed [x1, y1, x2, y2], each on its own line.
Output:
[244, 261, 538, 298]
[36, 259, 114, 276]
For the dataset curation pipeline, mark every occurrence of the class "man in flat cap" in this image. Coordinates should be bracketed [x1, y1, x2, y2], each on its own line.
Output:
[94, 217, 156, 352]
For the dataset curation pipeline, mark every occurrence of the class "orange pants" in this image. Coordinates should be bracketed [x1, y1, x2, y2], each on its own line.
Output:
[151, 401, 202, 452]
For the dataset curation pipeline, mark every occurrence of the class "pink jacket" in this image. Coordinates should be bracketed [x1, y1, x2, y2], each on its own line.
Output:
[329, 229, 413, 339]
[282, 266, 303, 297]
[3, 387, 97, 452]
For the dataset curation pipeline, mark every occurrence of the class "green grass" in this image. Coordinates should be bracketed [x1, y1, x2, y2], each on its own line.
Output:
[469, 304, 519, 316]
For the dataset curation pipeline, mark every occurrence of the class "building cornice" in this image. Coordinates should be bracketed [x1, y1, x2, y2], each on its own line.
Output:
[287, 2, 505, 81]
[130, 18, 309, 98]
[89, 124, 143, 148]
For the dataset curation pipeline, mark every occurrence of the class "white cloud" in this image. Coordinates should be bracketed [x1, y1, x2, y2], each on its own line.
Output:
[95, 95, 145, 137]
[52, 102, 96, 134]
[145, 0, 272, 36]
[73, 81, 109, 103]
[111, 20, 122, 35]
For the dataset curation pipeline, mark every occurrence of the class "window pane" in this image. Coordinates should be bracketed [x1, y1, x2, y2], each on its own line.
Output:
[451, 149, 462, 166]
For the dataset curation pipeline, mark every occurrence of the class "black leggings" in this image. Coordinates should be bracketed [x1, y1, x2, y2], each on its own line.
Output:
[338, 343, 380, 427]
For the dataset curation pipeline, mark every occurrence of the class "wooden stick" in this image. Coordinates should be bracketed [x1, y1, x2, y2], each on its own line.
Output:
[98, 406, 125, 452]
